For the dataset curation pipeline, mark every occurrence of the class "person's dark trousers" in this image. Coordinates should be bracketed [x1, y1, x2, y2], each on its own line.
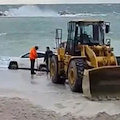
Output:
[46, 60, 50, 74]
[46, 61, 49, 74]
[30, 59, 35, 74]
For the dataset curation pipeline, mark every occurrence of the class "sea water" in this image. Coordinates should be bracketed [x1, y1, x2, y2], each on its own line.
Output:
[0, 4, 120, 66]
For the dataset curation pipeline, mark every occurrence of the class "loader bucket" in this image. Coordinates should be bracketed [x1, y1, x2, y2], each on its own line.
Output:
[82, 66, 120, 100]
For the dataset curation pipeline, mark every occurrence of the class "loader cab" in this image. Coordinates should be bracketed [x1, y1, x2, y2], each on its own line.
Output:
[66, 20, 109, 55]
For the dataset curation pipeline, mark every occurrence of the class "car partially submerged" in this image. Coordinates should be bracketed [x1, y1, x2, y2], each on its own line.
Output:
[8, 51, 46, 71]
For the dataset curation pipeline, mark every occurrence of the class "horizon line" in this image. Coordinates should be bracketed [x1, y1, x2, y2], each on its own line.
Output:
[0, 3, 120, 5]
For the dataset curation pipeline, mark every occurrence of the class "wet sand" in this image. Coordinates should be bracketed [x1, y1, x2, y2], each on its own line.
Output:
[0, 69, 120, 119]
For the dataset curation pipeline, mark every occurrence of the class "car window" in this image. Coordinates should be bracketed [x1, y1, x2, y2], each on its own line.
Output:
[21, 53, 29, 58]
[38, 53, 45, 58]
[21, 52, 45, 58]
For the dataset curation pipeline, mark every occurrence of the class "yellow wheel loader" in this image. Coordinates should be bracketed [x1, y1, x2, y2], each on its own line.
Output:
[50, 20, 120, 100]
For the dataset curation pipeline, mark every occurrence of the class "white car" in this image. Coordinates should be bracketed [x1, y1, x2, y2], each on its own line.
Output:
[8, 51, 46, 70]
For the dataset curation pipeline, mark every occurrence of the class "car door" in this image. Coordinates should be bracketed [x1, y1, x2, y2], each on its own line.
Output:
[35, 52, 45, 69]
[19, 53, 30, 69]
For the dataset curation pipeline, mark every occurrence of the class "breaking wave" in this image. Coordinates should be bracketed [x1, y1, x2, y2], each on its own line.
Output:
[112, 11, 120, 15]
[0, 33, 7, 36]
[4, 5, 58, 17]
[60, 13, 107, 17]
[2, 5, 108, 17]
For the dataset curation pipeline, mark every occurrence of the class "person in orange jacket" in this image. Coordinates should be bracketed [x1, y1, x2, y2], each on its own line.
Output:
[29, 46, 38, 74]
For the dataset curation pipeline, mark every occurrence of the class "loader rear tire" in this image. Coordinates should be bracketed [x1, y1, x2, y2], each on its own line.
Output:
[50, 55, 65, 84]
[68, 59, 85, 93]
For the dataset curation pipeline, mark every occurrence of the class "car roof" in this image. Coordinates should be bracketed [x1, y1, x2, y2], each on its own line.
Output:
[24, 50, 45, 54]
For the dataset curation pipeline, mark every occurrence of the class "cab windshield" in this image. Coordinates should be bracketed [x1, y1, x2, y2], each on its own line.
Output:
[76, 23, 104, 45]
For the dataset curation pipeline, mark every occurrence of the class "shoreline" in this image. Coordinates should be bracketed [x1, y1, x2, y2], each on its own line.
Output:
[0, 69, 120, 119]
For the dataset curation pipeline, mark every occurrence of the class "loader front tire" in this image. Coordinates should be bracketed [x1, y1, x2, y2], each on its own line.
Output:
[50, 55, 65, 84]
[68, 59, 85, 93]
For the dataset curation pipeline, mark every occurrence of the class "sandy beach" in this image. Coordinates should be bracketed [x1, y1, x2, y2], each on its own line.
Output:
[0, 69, 120, 120]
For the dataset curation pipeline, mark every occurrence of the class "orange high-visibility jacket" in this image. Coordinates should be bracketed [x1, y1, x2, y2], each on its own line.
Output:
[29, 47, 37, 60]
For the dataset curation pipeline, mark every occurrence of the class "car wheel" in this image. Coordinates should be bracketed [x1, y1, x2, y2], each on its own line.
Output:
[39, 64, 47, 71]
[8, 62, 18, 69]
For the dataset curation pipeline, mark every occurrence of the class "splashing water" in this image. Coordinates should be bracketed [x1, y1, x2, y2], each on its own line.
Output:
[2, 5, 109, 17]
[5, 5, 59, 17]
[0, 56, 11, 68]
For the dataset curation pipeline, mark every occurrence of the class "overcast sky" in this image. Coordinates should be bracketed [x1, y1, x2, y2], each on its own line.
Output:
[0, 0, 119, 4]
